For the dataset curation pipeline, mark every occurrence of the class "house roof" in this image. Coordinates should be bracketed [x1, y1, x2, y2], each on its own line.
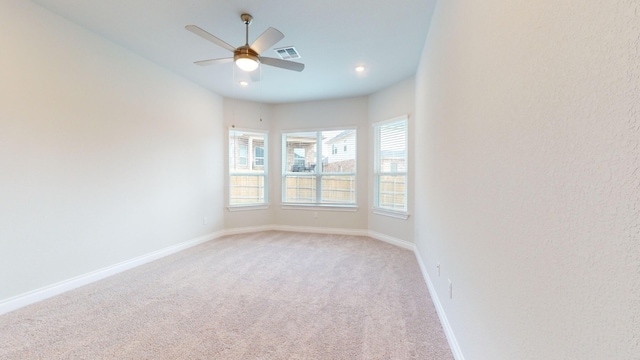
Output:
[326, 130, 355, 144]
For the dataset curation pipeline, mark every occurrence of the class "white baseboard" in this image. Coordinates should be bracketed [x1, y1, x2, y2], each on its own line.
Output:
[0, 230, 225, 316]
[272, 225, 369, 237]
[222, 224, 372, 238]
[367, 230, 414, 251]
[222, 225, 275, 236]
[414, 248, 466, 360]
[0, 226, 415, 317]
[223, 225, 414, 252]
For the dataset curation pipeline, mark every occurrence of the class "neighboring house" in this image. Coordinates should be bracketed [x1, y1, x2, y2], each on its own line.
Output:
[285, 130, 356, 173]
[285, 134, 317, 172]
[380, 149, 406, 173]
[230, 134, 265, 172]
[323, 129, 355, 173]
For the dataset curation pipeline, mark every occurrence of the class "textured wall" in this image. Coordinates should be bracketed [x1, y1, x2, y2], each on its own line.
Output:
[414, 0, 640, 358]
[272, 97, 370, 230]
[0, 1, 224, 301]
[368, 78, 416, 242]
[222, 99, 276, 229]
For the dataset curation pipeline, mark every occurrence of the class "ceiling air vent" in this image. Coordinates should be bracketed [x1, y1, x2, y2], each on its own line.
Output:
[274, 46, 301, 60]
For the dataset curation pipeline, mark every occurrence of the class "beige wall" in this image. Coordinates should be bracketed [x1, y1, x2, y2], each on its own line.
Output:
[224, 97, 370, 231]
[225, 90, 417, 238]
[273, 97, 369, 230]
[223, 99, 275, 229]
[368, 77, 415, 241]
[414, 0, 640, 358]
[0, 2, 224, 301]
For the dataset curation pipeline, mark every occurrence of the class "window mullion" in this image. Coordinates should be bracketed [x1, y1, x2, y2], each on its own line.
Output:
[282, 128, 356, 206]
[373, 117, 407, 212]
[229, 129, 267, 207]
[315, 131, 322, 203]
[374, 125, 380, 207]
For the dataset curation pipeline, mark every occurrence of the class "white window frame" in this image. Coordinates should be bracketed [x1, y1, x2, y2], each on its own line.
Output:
[281, 128, 357, 207]
[254, 146, 264, 166]
[238, 144, 248, 166]
[373, 115, 409, 219]
[228, 128, 268, 209]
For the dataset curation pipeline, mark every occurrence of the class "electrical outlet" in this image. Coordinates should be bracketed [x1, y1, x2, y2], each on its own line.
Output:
[448, 279, 453, 299]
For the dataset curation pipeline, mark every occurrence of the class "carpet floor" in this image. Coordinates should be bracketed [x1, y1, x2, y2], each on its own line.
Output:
[0, 231, 453, 359]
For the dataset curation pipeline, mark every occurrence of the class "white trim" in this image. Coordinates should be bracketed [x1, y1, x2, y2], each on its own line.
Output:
[282, 128, 358, 205]
[1, 223, 451, 360]
[1, 226, 389, 315]
[272, 225, 369, 237]
[227, 204, 270, 212]
[0, 230, 225, 316]
[367, 230, 414, 250]
[373, 116, 408, 211]
[280, 125, 359, 133]
[371, 208, 410, 220]
[414, 247, 466, 360]
[228, 128, 269, 206]
[222, 225, 417, 252]
[222, 225, 366, 237]
[221, 225, 414, 252]
[371, 113, 410, 127]
[281, 204, 358, 212]
[222, 225, 275, 236]
[227, 126, 270, 134]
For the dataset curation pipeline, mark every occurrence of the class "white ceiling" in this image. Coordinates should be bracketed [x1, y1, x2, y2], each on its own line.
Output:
[31, 0, 436, 104]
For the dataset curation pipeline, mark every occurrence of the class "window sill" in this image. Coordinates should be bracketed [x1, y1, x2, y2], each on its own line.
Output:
[371, 208, 410, 220]
[281, 204, 358, 212]
[227, 204, 270, 212]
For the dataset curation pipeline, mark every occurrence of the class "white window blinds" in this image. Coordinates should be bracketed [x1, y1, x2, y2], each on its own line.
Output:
[374, 117, 408, 212]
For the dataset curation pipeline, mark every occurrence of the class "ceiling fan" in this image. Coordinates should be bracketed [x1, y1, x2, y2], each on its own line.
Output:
[186, 14, 304, 73]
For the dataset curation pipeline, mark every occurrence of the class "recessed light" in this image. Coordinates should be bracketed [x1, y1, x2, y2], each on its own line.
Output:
[239, 81, 249, 87]
[355, 66, 365, 72]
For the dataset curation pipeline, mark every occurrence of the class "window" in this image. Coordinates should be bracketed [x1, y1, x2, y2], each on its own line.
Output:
[254, 146, 264, 166]
[238, 145, 248, 166]
[229, 129, 267, 206]
[293, 148, 306, 167]
[374, 116, 407, 213]
[282, 129, 356, 205]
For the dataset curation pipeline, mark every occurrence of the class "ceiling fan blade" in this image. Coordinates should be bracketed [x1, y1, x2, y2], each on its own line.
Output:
[185, 25, 236, 53]
[260, 57, 305, 72]
[194, 57, 234, 66]
[250, 27, 284, 54]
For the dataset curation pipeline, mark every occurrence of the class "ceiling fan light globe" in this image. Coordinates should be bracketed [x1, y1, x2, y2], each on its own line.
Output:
[235, 57, 259, 72]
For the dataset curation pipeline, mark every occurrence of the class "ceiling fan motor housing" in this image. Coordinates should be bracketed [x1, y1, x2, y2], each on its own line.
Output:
[234, 45, 259, 62]
[234, 45, 260, 71]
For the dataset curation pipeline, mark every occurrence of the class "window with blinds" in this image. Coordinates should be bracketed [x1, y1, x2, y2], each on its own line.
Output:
[229, 129, 268, 206]
[282, 129, 357, 205]
[373, 116, 408, 213]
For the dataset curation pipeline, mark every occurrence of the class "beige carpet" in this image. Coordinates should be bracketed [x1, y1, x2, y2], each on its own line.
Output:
[0, 231, 453, 359]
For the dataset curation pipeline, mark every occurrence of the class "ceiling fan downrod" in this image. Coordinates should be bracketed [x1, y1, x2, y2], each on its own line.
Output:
[241, 13, 253, 45]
